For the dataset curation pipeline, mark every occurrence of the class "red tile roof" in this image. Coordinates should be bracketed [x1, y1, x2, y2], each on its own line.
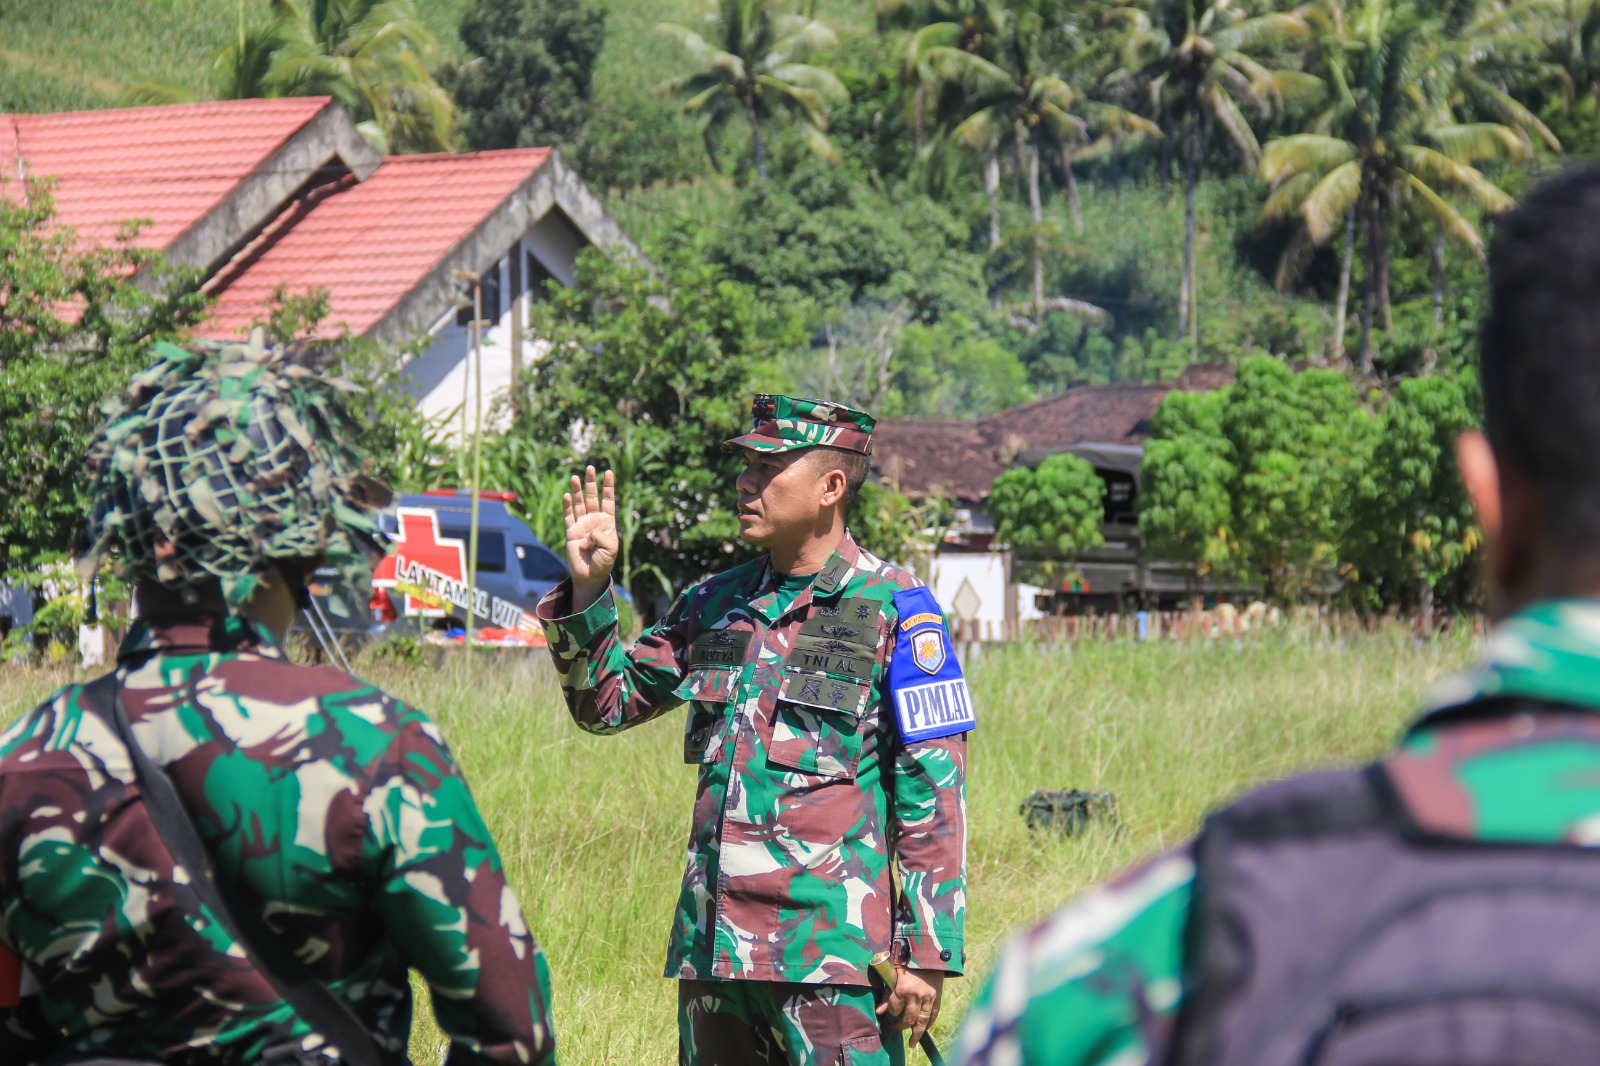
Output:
[0, 98, 332, 250]
[199, 148, 552, 339]
[873, 367, 1237, 500]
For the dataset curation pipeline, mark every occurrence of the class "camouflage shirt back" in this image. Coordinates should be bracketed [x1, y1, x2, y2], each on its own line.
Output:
[952, 599, 1600, 1066]
[0, 613, 556, 1065]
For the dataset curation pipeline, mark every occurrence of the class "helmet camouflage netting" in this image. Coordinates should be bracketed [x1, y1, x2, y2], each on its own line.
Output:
[81, 337, 391, 607]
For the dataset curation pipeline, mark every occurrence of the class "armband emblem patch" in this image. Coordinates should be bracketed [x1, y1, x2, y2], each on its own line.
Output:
[911, 629, 945, 674]
[889, 586, 975, 742]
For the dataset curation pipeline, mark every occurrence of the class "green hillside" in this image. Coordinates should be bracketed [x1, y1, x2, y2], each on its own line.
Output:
[0, 0, 855, 118]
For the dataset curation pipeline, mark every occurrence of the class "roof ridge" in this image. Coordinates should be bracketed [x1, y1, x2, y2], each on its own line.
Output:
[380, 147, 553, 164]
[1, 97, 333, 124]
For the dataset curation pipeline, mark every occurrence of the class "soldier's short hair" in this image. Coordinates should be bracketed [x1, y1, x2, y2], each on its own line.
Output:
[806, 446, 870, 517]
[1483, 165, 1600, 552]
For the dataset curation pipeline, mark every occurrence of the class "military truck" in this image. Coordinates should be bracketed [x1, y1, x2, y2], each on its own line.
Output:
[1011, 443, 1256, 613]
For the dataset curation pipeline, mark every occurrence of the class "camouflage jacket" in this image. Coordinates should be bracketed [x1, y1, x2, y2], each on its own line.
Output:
[952, 599, 1600, 1066]
[537, 534, 967, 986]
[0, 614, 556, 1065]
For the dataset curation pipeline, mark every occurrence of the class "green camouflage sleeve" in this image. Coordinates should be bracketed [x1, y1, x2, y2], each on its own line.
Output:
[371, 706, 557, 1066]
[886, 608, 969, 973]
[536, 580, 692, 735]
[950, 850, 1195, 1066]
[892, 729, 968, 973]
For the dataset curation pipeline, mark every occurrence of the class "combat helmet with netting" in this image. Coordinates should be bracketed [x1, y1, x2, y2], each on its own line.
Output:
[80, 335, 391, 606]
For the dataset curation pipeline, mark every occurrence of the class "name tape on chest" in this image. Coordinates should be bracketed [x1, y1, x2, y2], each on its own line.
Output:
[887, 586, 975, 743]
[689, 628, 752, 667]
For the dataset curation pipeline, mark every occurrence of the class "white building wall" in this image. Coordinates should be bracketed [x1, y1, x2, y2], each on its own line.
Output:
[926, 552, 1010, 639]
[406, 212, 582, 441]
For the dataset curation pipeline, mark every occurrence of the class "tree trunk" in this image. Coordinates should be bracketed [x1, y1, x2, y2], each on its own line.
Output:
[1431, 220, 1446, 329]
[1011, 132, 1025, 202]
[1376, 201, 1393, 334]
[702, 125, 721, 174]
[744, 97, 766, 180]
[1358, 191, 1379, 376]
[1158, 123, 1171, 198]
[1061, 147, 1083, 234]
[984, 152, 1001, 249]
[1029, 135, 1044, 324]
[1333, 207, 1354, 367]
[1181, 119, 1199, 353]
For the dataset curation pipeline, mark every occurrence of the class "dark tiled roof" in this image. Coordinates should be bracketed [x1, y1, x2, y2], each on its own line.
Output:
[872, 365, 1234, 501]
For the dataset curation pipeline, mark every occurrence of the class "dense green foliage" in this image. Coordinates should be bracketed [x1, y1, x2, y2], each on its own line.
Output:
[0, 185, 208, 566]
[121, 0, 459, 152]
[5, 0, 1586, 612]
[488, 240, 801, 593]
[1139, 359, 1482, 608]
[990, 453, 1108, 568]
[446, 0, 606, 152]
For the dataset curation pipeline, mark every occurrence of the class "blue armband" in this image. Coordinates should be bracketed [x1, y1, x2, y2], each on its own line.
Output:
[888, 586, 975, 743]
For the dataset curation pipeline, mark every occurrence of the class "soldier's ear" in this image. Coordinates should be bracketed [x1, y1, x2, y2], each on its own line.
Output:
[1458, 429, 1541, 621]
[818, 466, 848, 509]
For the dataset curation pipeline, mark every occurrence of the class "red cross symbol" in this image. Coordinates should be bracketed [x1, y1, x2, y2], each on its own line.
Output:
[371, 508, 467, 616]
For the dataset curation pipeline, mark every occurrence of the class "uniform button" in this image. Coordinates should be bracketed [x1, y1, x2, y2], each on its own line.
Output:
[939, 949, 952, 962]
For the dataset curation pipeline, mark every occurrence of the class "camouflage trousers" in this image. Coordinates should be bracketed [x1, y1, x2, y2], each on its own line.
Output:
[678, 979, 905, 1066]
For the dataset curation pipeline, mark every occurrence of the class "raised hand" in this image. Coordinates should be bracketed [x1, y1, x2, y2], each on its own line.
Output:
[564, 466, 619, 610]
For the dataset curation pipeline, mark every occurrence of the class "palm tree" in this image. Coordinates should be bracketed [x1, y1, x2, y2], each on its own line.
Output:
[1260, 0, 1553, 373]
[657, 0, 848, 180]
[1114, 0, 1312, 351]
[124, 14, 288, 106]
[901, 0, 1154, 324]
[880, 0, 1009, 241]
[124, 0, 455, 154]
[267, 0, 456, 153]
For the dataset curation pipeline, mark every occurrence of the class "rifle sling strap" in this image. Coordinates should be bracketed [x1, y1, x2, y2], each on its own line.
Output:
[82, 675, 385, 1066]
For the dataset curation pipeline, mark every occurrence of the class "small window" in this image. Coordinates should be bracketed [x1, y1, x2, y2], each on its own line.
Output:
[440, 527, 506, 573]
[455, 261, 503, 327]
[516, 542, 568, 584]
[527, 251, 556, 302]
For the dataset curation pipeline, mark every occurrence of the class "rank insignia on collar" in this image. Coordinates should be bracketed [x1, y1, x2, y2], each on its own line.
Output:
[911, 629, 946, 675]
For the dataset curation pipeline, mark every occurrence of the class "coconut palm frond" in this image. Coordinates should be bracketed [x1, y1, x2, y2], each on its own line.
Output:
[122, 81, 199, 106]
[952, 104, 1010, 150]
[1261, 169, 1318, 219]
[655, 23, 724, 68]
[922, 45, 1016, 97]
[767, 62, 849, 100]
[1400, 145, 1517, 212]
[1427, 122, 1530, 164]
[766, 19, 838, 66]
[1301, 158, 1363, 242]
[1261, 133, 1357, 184]
[1461, 74, 1563, 151]
[1401, 171, 1487, 258]
[796, 120, 843, 164]
[1209, 86, 1262, 164]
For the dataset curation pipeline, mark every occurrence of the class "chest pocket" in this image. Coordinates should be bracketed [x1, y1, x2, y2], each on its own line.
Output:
[767, 598, 881, 780]
[675, 629, 751, 764]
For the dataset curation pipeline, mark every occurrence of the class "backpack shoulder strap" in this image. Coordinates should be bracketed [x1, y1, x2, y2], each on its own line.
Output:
[80, 675, 386, 1066]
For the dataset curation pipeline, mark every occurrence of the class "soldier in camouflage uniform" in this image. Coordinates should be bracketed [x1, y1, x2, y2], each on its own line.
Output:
[952, 166, 1600, 1066]
[0, 339, 556, 1065]
[537, 396, 972, 1066]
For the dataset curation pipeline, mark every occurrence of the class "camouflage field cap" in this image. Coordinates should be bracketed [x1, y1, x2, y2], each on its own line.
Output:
[723, 394, 876, 455]
[80, 337, 392, 607]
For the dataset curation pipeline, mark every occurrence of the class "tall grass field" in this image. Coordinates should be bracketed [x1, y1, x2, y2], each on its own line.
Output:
[0, 631, 1476, 1064]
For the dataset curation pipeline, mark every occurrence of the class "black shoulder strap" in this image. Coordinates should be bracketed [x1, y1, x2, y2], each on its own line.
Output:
[82, 676, 386, 1066]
